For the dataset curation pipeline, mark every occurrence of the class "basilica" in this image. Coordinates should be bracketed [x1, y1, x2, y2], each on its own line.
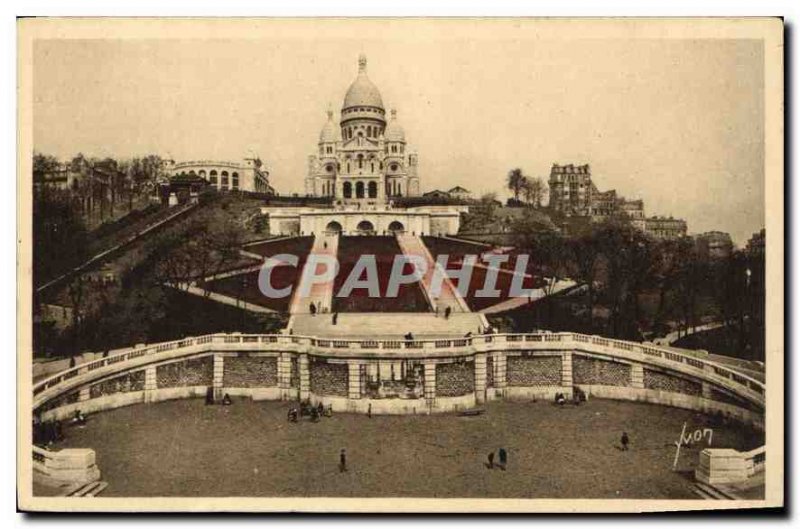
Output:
[264, 55, 463, 237]
[305, 55, 420, 204]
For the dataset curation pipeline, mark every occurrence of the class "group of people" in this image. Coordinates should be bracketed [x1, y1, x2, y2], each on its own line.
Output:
[204, 388, 233, 406]
[486, 448, 508, 470]
[554, 387, 588, 406]
[32, 410, 88, 447]
[288, 400, 333, 423]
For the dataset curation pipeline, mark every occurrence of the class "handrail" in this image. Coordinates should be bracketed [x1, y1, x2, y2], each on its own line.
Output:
[33, 331, 765, 410]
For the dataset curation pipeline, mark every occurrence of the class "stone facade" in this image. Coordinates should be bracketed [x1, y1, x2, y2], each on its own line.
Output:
[506, 355, 562, 386]
[164, 158, 272, 194]
[643, 368, 702, 396]
[435, 361, 475, 397]
[222, 355, 278, 388]
[645, 216, 688, 240]
[89, 371, 146, 398]
[309, 360, 348, 397]
[573, 356, 631, 387]
[156, 357, 213, 388]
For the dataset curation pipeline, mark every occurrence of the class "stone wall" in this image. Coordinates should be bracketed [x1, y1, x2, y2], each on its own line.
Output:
[39, 390, 79, 412]
[643, 368, 702, 396]
[156, 357, 213, 388]
[507, 355, 561, 386]
[436, 361, 475, 397]
[309, 361, 348, 396]
[223, 355, 278, 388]
[89, 370, 146, 399]
[573, 356, 630, 387]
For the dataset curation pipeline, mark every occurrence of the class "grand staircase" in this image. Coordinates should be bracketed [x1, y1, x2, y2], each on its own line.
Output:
[289, 233, 339, 315]
[395, 233, 470, 314]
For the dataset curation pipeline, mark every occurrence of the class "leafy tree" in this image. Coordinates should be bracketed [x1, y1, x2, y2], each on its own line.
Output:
[506, 168, 527, 202]
[521, 176, 546, 208]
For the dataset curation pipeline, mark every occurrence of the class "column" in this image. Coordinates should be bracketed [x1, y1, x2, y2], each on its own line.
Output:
[143, 365, 157, 403]
[630, 363, 644, 389]
[561, 352, 573, 389]
[278, 353, 293, 399]
[213, 354, 225, 401]
[424, 361, 436, 404]
[348, 362, 361, 400]
[474, 353, 487, 404]
[494, 352, 507, 395]
[298, 354, 310, 401]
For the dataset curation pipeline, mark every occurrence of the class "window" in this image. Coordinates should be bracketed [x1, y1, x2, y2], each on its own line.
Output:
[232, 172, 239, 189]
[209, 170, 218, 186]
[390, 163, 399, 172]
[221, 171, 229, 190]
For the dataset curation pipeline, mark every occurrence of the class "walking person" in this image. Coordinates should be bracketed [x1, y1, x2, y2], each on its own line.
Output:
[498, 448, 507, 470]
[367, 403, 372, 418]
[339, 449, 347, 472]
[621, 432, 630, 451]
[487, 451, 495, 469]
[310, 302, 316, 316]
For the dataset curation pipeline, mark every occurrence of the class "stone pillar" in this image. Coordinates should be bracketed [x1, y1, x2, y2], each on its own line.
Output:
[630, 363, 644, 389]
[474, 353, 487, 404]
[298, 354, 310, 401]
[424, 361, 436, 404]
[278, 353, 293, 399]
[348, 362, 361, 400]
[143, 365, 157, 403]
[213, 354, 225, 401]
[561, 352, 573, 389]
[494, 352, 507, 395]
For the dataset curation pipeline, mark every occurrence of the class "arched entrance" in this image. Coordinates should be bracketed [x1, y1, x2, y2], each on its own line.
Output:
[368, 181, 378, 199]
[356, 220, 375, 235]
[343, 182, 353, 198]
[388, 220, 405, 234]
[325, 221, 343, 235]
[356, 181, 365, 199]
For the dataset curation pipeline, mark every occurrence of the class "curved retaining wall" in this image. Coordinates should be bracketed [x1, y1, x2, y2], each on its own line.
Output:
[33, 332, 765, 430]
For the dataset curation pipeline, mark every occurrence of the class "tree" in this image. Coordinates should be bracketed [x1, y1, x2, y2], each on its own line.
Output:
[594, 220, 655, 339]
[566, 227, 603, 331]
[507, 168, 527, 202]
[521, 177, 546, 208]
[32, 152, 60, 175]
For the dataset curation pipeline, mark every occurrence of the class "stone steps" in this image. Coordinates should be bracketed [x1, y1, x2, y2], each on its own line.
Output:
[61, 480, 108, 497]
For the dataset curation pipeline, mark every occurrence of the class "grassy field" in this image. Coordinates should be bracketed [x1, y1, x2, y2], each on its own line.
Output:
[47, 398, 763, 498]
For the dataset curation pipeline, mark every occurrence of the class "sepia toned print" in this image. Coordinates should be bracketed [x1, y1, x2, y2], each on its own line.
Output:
[17, 18, 783, 512]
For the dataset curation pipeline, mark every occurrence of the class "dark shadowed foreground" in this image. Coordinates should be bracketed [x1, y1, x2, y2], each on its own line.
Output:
[48, 399, 762, 498]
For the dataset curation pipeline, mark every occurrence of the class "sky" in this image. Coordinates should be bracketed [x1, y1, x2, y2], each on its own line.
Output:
[32, 28, 765, 245]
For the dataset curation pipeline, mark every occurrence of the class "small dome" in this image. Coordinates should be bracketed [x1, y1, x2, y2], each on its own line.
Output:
[319, 109, 339, 143]
[342, 55, 385, 111]
[383, 109, 405, 142]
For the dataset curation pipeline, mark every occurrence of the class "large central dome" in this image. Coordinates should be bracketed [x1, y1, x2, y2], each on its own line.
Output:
[342, 54, 385, 111]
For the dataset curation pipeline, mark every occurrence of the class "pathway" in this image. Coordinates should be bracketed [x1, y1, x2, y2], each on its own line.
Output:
[395, 233, 470, 314]
[289, 233, 339, 315]
[479, 278, 578, 314]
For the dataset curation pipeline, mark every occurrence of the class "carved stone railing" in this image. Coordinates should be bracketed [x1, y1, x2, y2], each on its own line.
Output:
[33, 331, 766, 413]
